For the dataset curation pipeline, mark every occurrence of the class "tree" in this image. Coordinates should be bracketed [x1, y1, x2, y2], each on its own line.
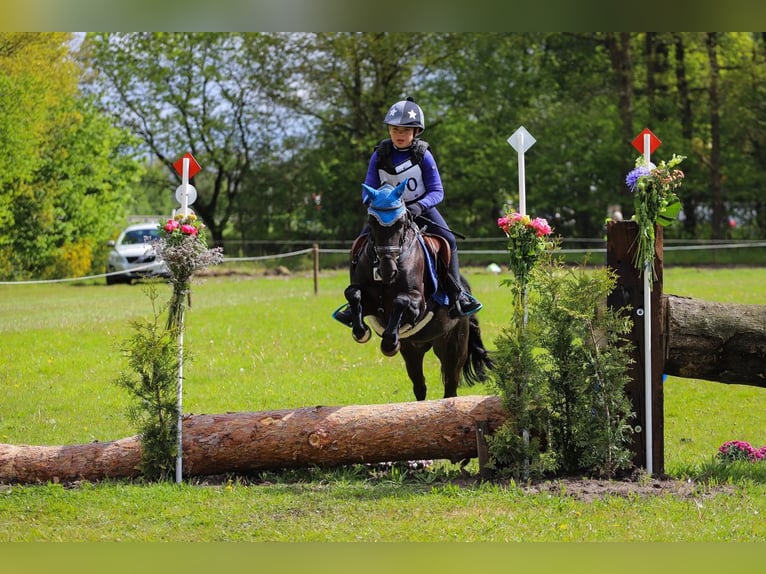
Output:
[0, 33, 142, 280]
[81, 32, 292, 244]
[262, 32, 458, 240]
[78, 32, 766, 248]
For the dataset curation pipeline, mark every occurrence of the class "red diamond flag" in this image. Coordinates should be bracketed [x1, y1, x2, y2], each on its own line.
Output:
[631, 128, 661, 155]
[173, 153, 202, 179]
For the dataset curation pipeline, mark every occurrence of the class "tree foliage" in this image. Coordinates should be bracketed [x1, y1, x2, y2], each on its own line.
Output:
[6, 32, 765, 279]
[0, 33, 143, 280]
[488, 259, 636, 479]
[81, 32, 291, 244]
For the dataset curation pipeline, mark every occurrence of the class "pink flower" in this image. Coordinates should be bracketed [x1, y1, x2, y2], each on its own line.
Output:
[180, 224, 198, 236]
[498, 212, 528, 235]
[717, 440, 766, 463]
[164, 219, 180, 233]
[531, 217, 552, 237]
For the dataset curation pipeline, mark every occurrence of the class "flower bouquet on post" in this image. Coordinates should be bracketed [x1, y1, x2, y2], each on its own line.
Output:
[115, 214, 223, 480]
[154, 213, 224, 331]
[624, 155, 685, 285]
[497, 211, 554, 306]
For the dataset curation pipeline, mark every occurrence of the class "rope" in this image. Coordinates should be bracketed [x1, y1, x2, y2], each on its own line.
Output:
[1, 242, 764, 286]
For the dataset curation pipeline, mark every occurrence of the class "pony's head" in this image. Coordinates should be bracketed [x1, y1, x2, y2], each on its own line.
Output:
[362, 181, 407, 227]
[362, 180, 412, 284]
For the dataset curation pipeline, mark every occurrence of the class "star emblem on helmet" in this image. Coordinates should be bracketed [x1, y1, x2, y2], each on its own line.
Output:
[389, 107, 398, 117]
[408, 109, 418, 119]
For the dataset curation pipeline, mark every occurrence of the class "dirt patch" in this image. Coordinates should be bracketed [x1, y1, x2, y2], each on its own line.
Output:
[181, 468, 733, 501]
[517, 476, 731, 502]
[1, 472, 733, 500]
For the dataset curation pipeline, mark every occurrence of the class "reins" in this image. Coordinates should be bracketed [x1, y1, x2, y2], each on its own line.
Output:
[369, 209, 418, 264]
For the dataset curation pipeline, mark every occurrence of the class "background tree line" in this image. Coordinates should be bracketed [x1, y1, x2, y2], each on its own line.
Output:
[2, 32, 765, 279]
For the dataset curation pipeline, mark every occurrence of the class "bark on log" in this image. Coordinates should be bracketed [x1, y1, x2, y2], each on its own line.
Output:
[664, 294, 766, 386]
[0, 395, 509, 484]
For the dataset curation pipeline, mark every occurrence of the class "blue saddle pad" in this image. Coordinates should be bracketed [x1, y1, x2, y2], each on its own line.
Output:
[417, 235, 449, 306]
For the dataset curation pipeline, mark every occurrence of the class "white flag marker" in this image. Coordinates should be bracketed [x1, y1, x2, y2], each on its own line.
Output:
[507, 126, 536, 215]
[631, 128, 661, 476]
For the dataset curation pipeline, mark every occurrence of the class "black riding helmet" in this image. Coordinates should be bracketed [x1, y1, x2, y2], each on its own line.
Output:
[384, 97, 425, 135]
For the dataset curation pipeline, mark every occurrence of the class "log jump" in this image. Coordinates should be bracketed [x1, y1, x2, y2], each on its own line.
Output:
[664, 294, 766, 386]
[0, 395, 508, 484]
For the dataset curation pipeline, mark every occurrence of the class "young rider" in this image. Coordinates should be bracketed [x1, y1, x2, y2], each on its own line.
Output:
[333, 97, 482, 325]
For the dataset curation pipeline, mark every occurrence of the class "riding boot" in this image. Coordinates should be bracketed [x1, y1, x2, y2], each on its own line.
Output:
[446, 251, 482, 317]
[333, 237, 365, 327]
[332, 303, 354, 327]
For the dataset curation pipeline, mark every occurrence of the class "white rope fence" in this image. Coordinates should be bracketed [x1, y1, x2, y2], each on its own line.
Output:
[1, 241, 765, 286]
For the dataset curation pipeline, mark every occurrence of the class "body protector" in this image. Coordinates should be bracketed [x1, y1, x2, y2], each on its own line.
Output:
[374, 138, 431, 205]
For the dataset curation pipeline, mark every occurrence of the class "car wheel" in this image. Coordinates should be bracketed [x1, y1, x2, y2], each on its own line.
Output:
[106, 268, 124, 285]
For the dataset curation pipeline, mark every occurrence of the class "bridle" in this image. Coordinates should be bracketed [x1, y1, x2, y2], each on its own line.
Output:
[368, 207, 417, 273]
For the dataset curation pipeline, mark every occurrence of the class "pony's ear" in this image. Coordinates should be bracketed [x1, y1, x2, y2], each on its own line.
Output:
[361, 183, 378, 205]
[391, 180, 407, 201]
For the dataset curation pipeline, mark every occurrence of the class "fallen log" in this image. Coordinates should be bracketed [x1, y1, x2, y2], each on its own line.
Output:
[0, 395, 509, 484]
[664, 294, 766, 386]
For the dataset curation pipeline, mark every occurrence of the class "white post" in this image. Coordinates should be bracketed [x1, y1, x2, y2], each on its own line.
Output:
[507, 126, 534, 216]
[518, 132, 526, 216]
[175, 308, 185, 484]
[181, 158, 190, 217]
[642, 132, 653, 475]
[176, 157, 190, 484]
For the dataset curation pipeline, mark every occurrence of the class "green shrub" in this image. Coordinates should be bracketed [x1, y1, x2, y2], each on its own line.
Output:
[114, 286, 180, 480]
[487, 257, 636, 479]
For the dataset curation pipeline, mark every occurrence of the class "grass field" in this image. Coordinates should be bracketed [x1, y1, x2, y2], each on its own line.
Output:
[1, 265, 765, 544]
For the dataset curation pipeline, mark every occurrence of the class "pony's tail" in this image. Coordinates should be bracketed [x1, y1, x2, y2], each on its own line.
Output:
[462, 314, 494, 386]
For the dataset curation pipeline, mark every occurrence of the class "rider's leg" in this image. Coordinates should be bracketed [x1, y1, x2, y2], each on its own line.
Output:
[333, 227, 369, 326]
[422, 209, 482, 317]
[445, 249, 482, 317]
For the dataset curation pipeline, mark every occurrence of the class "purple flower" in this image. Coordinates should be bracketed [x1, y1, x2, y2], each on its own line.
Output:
[625, 166, 651, 191]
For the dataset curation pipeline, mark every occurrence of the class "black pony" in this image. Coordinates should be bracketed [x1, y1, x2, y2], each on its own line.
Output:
[340, 181, 493, 400]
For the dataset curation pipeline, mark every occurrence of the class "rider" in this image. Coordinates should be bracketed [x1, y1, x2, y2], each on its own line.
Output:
[333, 97, 482, 326]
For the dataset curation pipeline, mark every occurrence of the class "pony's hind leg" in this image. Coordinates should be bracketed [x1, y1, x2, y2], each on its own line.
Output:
[344, 285, 371, 343]
[400, 344, 428, 401]
[433, 320, 470, 398]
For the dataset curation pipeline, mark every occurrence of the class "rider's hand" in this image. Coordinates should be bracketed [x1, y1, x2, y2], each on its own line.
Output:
[407, 203, 423, 218]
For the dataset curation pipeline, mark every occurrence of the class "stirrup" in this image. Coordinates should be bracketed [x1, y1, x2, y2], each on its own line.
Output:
[453, 293, 483, 317]
[332, 303, 353, 327]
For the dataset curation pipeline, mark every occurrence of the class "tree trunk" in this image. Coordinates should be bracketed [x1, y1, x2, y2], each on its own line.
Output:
[0, 395, 508, 484]
[706, 32, 726, 239]
[602, 32, 636, 214]
[664, 294, 766, 386]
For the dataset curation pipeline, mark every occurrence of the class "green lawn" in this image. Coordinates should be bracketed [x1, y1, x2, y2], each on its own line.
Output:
[0, 265, 765, 543]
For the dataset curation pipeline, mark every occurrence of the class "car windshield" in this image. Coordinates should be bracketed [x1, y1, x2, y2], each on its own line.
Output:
[121, 228, 161, 245]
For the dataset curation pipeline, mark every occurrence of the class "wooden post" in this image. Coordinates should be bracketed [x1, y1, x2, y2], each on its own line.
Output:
[475, 420, 491, 481]
[606, 221, 665, 474]
[313, 243, 319, 295]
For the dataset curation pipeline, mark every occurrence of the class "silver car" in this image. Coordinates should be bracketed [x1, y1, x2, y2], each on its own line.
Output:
[106, 223, 170, 285]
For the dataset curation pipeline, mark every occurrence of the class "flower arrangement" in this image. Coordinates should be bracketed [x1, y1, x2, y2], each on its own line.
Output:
[717, 440, 766, 463]
[497, 211, 554, 291]
[153, 212, 224, 330]
[625, 154, 685, 284]
[161, 212, 206, 247]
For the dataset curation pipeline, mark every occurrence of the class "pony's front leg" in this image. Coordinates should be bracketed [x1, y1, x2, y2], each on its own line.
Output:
[344, 285, 371, 343]
[380, 291, 422, 357]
